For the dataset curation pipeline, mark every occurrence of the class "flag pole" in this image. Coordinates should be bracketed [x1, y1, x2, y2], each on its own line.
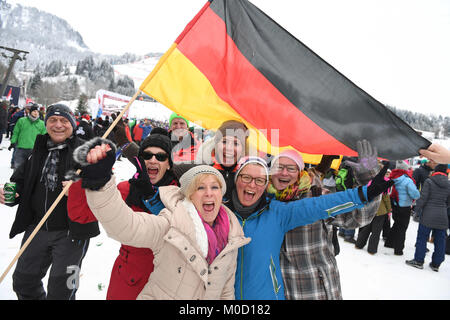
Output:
[0, 89, 142, 285]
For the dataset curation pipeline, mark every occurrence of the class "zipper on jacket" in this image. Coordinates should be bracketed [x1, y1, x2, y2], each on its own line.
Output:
[236, 204, 268, 300]
[44, 188, 49, 231]
[239, 218, 246, 300]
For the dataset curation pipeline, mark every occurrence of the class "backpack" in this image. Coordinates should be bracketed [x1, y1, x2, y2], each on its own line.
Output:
[335, 166, 355, 192]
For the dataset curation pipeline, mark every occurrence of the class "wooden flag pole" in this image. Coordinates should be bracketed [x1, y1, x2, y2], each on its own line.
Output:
[0, 89, 142, 285]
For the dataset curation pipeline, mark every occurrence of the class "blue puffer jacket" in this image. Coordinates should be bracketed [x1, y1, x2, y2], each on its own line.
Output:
[392, 175, 420, 207]
[139, 123, 152, 140]
[232, 186, 368, 300]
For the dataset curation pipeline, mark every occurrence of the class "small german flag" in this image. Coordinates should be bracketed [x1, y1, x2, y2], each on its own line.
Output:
[140, 0, 430, 161]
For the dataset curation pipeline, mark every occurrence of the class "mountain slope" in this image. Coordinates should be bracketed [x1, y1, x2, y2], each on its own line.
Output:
[0, 0, 92, 68]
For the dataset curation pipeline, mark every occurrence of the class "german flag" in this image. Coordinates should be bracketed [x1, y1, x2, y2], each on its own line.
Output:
[140, 0, 430, 161]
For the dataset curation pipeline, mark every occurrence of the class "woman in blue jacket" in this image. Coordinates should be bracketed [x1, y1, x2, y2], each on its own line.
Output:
[227, 156, 392, 300]
[385, 160, 420, 255]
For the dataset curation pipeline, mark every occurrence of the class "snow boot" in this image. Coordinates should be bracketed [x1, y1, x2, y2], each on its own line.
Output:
[405, 259, 423, 269]
[429, 262, 439, 272]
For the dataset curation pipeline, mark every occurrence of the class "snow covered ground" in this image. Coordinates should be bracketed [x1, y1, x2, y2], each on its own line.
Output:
[0, 137, 449, 300]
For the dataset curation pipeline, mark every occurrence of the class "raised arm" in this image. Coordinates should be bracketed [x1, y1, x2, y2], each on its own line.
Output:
[279, 163, 392, 232]
[73, 137, 170, 249]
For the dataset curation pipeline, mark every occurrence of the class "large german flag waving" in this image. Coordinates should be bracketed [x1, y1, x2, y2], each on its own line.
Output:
[140, 0, 430, 161]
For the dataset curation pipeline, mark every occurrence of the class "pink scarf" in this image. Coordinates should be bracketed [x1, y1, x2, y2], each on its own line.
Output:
[198, 206, 230, 265]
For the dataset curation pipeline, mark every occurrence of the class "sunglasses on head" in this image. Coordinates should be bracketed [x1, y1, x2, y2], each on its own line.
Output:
[141, 151, 169, 161]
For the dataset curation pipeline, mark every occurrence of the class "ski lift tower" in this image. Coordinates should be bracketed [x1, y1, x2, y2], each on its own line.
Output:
[0, 46, 29, 98]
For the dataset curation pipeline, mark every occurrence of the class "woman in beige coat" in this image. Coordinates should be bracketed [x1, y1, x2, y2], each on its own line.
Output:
[78, 141, 250, 300]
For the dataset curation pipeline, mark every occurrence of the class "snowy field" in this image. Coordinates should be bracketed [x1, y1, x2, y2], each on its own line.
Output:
[0, 137, 449, 300]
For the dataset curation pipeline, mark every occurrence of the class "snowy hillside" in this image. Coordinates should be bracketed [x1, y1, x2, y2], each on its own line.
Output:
[57, 96, 173, 123]
[113, 56, 160, 89]
[0, 0, 92, 68]
[0, 137, 448, 300]
[48, 55, 174, 122]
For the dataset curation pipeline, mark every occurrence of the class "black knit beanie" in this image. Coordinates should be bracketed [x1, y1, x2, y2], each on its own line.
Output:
[45, 104, 77, 130]
[29, 105, 39, 113]
[434, 164, 448, 174]
[139, 128, 173, 166]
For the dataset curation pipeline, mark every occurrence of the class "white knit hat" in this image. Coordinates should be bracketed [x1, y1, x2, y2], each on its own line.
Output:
[179, 165, 227, 196]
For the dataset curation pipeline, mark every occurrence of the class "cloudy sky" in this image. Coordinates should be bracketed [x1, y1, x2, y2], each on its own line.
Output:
[9, 0, 450, 117]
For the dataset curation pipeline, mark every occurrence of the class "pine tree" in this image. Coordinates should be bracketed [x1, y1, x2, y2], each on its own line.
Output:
[76, 93, 89, 115]
[28, 72, 42, 94]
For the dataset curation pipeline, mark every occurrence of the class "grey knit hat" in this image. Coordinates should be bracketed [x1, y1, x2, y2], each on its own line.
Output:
[179, 165, 226, 197]
[395, 160, 409, 171]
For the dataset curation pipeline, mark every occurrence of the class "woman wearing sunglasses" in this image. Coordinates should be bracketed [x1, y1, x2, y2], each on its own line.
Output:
[67, 130, 178, 299]
[226, 155, 392, 300]
[72, 139, 250, 299]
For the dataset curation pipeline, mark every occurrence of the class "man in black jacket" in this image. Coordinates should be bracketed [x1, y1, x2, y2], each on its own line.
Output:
[412, 159, 437, 191]
[0, 104, 99, 300]
[75, 112, 94, 141]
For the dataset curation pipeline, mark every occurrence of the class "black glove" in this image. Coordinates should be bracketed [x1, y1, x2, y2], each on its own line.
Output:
[363, 163, 394, 202]
[8, 143, 15, 151]
[315, 155, 340, 174]
[128, 156, 156, 199]
[125, 156, 157, 209]
[310, 185, 322, 197]
[73, 137, 117, 190]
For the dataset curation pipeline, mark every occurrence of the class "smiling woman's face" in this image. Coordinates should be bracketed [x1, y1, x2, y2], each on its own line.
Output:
[216, 136, 244, 167]
[236, 164, 267, 207]
[189, 174, 223, 226]
[270, 157, 299, 191]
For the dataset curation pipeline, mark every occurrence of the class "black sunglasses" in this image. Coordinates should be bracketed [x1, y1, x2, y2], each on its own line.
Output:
[141, 152, 169, 161]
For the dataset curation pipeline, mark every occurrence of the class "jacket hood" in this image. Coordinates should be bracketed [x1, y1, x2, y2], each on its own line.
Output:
[393, 174, 409, 186]
[430, 174, 449, 188]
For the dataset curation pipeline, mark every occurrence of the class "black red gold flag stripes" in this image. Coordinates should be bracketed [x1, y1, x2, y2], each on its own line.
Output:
[140, 0, 431, 161]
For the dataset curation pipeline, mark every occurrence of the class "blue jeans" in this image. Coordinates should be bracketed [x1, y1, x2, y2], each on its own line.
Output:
[13, 148, 32, 170]
[339, 228, 355, 238]
[414, 224, 447, 266]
